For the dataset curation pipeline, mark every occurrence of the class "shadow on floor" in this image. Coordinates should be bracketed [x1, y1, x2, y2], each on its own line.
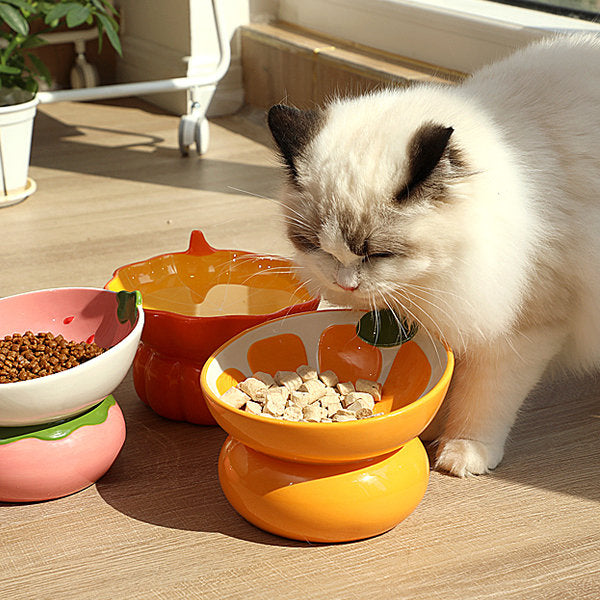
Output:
[426, 368, 600, 502]
[493, 370, 600, 502]
[94, 381, 329, 547]
[96, 371, 599, 555]
[30, 103, 281, 198]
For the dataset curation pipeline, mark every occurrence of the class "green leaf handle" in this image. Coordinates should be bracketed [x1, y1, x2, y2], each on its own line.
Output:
[116, 290, 142, 327]
[356, 309, 418, 347]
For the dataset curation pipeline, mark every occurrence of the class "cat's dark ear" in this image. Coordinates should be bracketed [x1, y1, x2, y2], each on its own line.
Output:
[267, 104, 322, 184]
[398, 123, 454, 200]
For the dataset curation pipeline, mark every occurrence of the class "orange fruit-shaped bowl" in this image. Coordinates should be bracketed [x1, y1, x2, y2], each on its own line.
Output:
[106, 230, 319, 425]
[201, 309, 454, 543]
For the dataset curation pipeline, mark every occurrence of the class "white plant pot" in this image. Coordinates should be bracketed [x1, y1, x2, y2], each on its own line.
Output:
[0, 96, 38, 208]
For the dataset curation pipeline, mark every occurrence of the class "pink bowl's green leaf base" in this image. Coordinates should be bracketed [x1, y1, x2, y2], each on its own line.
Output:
[0, 395, 115, 445]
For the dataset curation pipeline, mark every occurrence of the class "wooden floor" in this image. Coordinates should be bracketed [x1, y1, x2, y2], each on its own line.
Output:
[1, 99, 599, 600]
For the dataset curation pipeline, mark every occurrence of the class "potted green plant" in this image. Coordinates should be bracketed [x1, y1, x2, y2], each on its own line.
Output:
[0, 0, 121, 207]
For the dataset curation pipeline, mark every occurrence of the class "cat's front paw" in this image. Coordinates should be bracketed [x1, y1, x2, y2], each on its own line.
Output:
[435, 438, 503, 477]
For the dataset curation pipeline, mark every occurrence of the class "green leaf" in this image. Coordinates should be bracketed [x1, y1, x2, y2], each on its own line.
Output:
[0, 3, 29, 35]
[24, 76, 37, 94]
[91, 0, 117, 16]
[96, 12, 121, 56]
[66, 4, 90, 28]
[0, 64, 22, 74]
[20, 34, 46, 49]
[43, 3, 73, 25]
[95, 18, 103, 53]
[28, 53, 51, 85]
[2, 0, 36, 13]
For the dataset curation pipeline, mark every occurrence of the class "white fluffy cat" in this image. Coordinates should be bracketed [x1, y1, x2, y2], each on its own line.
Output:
[267, 34, 600, 477]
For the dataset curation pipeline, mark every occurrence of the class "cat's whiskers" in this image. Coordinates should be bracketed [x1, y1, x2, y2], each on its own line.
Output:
[381, 285, 447, 357]
[401, 281, 478, 312]
[281, 215, 313, 234]
[496, 329, 526, 362]
[403, 289, 467, 352]
[227, 185, 281, 204]
[226, 185, 314, 230]
[219, 251, 303, 269]
[372, 294, 382, 340]
[376, 289, 443, 367]
[399, 283, 470, 349]
[214, 254, 309, 295]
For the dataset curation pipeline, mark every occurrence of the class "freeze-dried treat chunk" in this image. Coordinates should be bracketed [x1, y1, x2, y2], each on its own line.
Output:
[346, 400, 366, 413]
[296, 364, 318, 382]
[264, 388, 287, 416]
[225, 369, 387, 423]
[267, 386, 290, 403]
[303, 403, 325, 422]
[275, 370, 303, 391]
[277, 385, 291, 402]
[355, 407, 374, 419]
[288, 390, 312, 409]
[298, 379, 327, 400]
[253, 387, 269, 405]
[245, 400, 263, 415]
[283, 405, 303, 421]
[332, 409, 357, 422]
[221, 386, 250, 409]
[322, 386, 340, 398]
[238, 377, 268, 399]
[319, 370, 339, 387]
[342, 391, 375, 410]
[321, 395, 343, 417]
[253, 371, 276, 388]
[336, 381, 355, 396]
[355, 378, 382, 402]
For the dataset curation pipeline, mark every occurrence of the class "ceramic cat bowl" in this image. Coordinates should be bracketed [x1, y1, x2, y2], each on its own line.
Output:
[0, 395, 125, 502]
[201, 309, 454, 543]
[105, 230, 319, 425]
[0, 287, 144, 426]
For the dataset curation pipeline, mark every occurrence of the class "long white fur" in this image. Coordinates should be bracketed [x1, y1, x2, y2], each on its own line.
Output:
[279, 34, 600, 476]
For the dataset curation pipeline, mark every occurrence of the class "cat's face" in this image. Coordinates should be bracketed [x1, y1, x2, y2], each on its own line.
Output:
[267, 97, 471, 320]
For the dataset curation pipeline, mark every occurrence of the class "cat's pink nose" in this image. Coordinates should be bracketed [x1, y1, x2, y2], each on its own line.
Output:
[335, 266, 359, 291]
[336, 282, 359, 292]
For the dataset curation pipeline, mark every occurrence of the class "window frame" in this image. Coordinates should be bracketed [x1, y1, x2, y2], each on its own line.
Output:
[278, 0, 600, 73]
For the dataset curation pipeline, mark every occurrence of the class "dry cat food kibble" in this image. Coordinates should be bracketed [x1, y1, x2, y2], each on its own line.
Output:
[220, 365, 385, 422]
[0, 331, 107, 383]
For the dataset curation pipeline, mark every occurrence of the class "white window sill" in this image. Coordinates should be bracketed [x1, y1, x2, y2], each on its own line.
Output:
[278, 0, 600, 73]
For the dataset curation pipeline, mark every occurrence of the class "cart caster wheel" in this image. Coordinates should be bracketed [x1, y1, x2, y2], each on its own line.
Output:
[194, 118, 209, 155]
[70, 61, 100, 89]
[179, 114, 197, 157]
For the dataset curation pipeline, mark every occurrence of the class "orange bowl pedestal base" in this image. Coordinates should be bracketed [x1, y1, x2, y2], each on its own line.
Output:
[218, 435, 430, 543]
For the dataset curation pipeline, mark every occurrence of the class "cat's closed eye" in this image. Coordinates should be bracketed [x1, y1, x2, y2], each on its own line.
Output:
[363, 251, 394, 260]
[291, 233, 320, 253]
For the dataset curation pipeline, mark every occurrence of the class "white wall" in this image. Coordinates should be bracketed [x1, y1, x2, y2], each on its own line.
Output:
[114, 0, 600, 116]
[278, 0, 600, 74]
[116, 0, 254, 116]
